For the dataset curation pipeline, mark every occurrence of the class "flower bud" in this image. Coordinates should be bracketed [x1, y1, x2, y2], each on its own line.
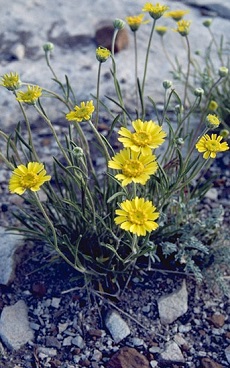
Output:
[96, 47, 111, 63]
[206, 114, 220, 129]
[43, 42, 54, 52]
[194, 88, 204, 97]
[203, 19, 212, 28]
[175, 104, 184, 115]
[113, 18, 125, 30]
[163, 80, 172, 89]
[177, 137, 184, 146]
[219, 129, 229, 139]
[208, 100, 218, 111]
[73, 147, 84, 158]
[218, 66, 228, 78]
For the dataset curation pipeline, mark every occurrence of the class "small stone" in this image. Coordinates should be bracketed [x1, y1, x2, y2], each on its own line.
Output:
[10, 43, 25, 60]
[201, 357, 224, 368]
[107, 347, 149, 368]
[158, 280, 188, 324]
[209, 313, 225, 328]
[225, 345, 230, 363]
[51, 297, 61, 308]
[131, 337, 144, 347]
[72, 334, 85, 349]
[150, 361, 158, 368]
[45, 336, 61, 349]
[37, 347, 57, 357]
[105, 310, 130, 343]
[62, 336, 72, 346]
[160, 341, 185, 363]
[88, 328, 103, 338]
[205, 188, 218, 200]
[91, 349, 103, 362]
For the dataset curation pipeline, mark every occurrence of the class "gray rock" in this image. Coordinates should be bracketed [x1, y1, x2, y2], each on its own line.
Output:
[158, 280, 188, 324]
[0, 300, 34, 350]
[225, 345, 230, 364]
[72, 334, 85, 349]
[105, 310, 130, 343]
[160, 341, 185, 363]
[0, 227, 23, 285]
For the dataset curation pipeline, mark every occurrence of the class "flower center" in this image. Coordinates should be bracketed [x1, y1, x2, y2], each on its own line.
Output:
[122, 160, 144, 177]
[128, 210, 147, 225]
[205, 141, 220, 152]
[19, 173, 38, 188]
[132, 131, 151, 146]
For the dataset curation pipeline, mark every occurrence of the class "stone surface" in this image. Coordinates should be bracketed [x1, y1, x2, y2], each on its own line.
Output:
[0, 227, 23, 285]
[160, 341, 185, 363]
[201, 357, 224, 368]
[157, 280, 188, 324]
[105, 310, 130, 343]
[107, 346, 150, 368]
[0, 300, 34, 350]
[209, 313, 225, 328]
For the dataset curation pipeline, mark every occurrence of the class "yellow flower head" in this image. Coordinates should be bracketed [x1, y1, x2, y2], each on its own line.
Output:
[126, 14, 149, 32]
[142, 2, 169, 20]
[118, 119, 166, 155]
[16, 85, 42, 105]
[175, 20, 191, 36]
[206, 114, 221, 129]
[208, 100, 218, 111]
[115, 197, 159, 236]
[1, 72, 21, 91]
[164, 9, 190, 21]
[9, 162, 51, 195]
[155, 25, 168, 36]
[66, 100, 95, 122]
[196, 134, 229, 159]
[96, 47, 111, 63]
[108, 148, 158, 186]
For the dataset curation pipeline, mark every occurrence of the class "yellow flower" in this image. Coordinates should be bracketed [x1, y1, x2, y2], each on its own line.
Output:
[16, 85, 42, 105]
[66, 100, 95, 122]
[118, 119, 166, 155]
[155, 25, 168, 36]
[126, 14, 149, 32]
[115, 197, 159, 236]
[9, 162, 51, 195]
[206, 114, 221, 128]
[164, 9, 190, 21]
[175, 20, 191, 36]
[208, 100, 218, 111]
[108, 148, 158, 186]
[142, 2, 169, 20]
[196, 134, 229, 159]
[1, 72, 21, 91]
[96, 47, 111, 63]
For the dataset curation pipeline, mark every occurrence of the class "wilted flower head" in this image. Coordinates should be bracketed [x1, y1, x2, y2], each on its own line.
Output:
[113, 18, 125, 30]
[142, 2, 169, 20]
[96, 46, 111, 63]
[196, 134, 229, 159]
[175, 19, 191, 36]
[126, 14, 149, 32]
[1, 72, 21, 91]
[115, 197, 159, 236]
[164, 9, 190, 21]
[206, 114, 221, 129]
[9, 162, 51, 195]
[66, 100, 95, 122]
[155, 25, 168, 36]
[218, 66, 228, 78]
[208, 100, 218, 111]
[16, 85, 42, 105]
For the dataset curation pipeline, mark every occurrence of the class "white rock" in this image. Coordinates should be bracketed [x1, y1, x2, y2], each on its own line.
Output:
[51, 297, 61, 308]
[160, 341, 185, 363]
[0, 300, 34, 350]
[225, 345, 230, 363]
[157, 280, 188, 324]
[72, 334, 85, 349]
[105, 310, 130, 343]
[10, 43, 25, 60]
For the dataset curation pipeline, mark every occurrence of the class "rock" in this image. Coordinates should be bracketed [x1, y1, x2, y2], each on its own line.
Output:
[0, 300, 34, 350]
[95, 22, 129, 53]
[51, 297, 61, 308]
[157, 280, 188, 324]
[105, 310, 130, 343]
[204, 188, 218, 201]
[72, 334, 85, 349]
[224, 345, 230, 364]
[0, 227, 23, 285]
[45, 336, 61, 349]
[209, 313, 225, 328]
[107, 346, 150, 368]
[201, 357, 224, 368]
[10, 43, 25, 60]
[159, 341, 185, 363]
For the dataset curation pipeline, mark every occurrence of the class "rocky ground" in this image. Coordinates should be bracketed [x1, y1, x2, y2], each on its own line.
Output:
[0, 1, 230, 367]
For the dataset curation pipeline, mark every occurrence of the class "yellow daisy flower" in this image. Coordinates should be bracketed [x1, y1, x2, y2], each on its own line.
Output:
[118, 119, 166, 155]
[96, 47, 111, 63]
[9, 162, 51, 195]
[66, 100, 95, 122]
[196, 134, 229, 159]
[155, 25, 168, 36]
[142, 2, 169, 20]
[108, 148, 158, 186]
[208, 100, 218, 111]
[16, 85, 42, 105]
[126, 14, 149, 32]
[206, 114, 221, 129]
[174, 20, 191, 36]
[115, 197, 159, 236]
[0, 72, 21, 91]
[164, 9, 190, 21]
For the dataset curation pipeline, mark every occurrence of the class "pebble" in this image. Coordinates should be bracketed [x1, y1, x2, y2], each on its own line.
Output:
[51, 297, 61, 308]
[160, 341, 185, 363]
[105, 310, 130, 343]
[72, 334, 85, 349]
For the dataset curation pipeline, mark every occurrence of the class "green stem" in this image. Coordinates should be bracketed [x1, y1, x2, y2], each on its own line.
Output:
[133, 32, 139, 111]
[95, 62, 102, 129]
[183, 35, 191, 107]
[88, 120, 111, 162]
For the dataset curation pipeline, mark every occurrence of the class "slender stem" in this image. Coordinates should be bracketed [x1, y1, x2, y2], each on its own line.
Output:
[133, 32, 139, 110]
[111, 29, 119, 57]
[208, 28, 224, 65]
[161, 37, 176, 70]
[95, 62, 102, 129]
[183, 35, 191, 107]
[45, 51, 58, 80]
[141, 19, 156, 96]
[88, 120, 111, 162]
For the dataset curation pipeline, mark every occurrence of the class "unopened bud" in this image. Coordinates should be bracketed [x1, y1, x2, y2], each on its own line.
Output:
[218, 66, 228, 78]
[219, 129, 229, 139]
[194, 87, 204, 97]
[203, 19, 212, 28]
[113, 18, 125, 30]
[163, 80, 172, 89]
[43, 42, 54, 52]
[73, 147, 84, 158]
